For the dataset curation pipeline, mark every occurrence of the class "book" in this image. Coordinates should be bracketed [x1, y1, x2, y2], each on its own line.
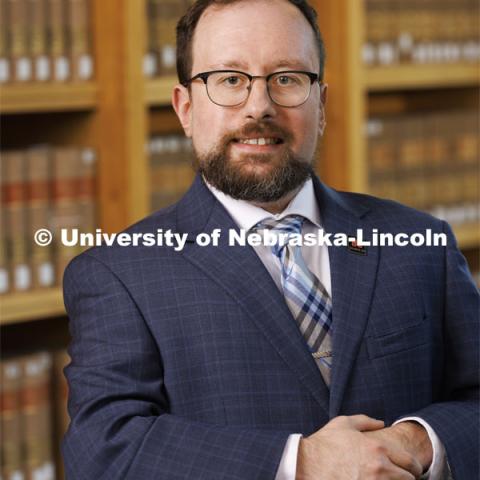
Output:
[3, 150, 32, 292]
[146, 0, 189, 77]
[8, 0, 32, 81]
[1, 144, 97, 294]
[149, 134, 194, 211]
[1, 349, 73, 480]
[20, 352, 55, 480]
[0, 152, 10, 294]
[51, 349, 70, 480]
[0, 0, 11, 83]
[26, 146, 55, 289]
[144, 0, 159, 77]
[0, 358, 24, 480]
[156, 0, 178, 76]
[29, 0, 50, 81]
[76, 147, 96, 255]
[364, 0, 480, 66]
[66, 0, 94, 81]
[47, 0, 70, 81]
[368, 108, 480, 224]
[51, 147, 81, 285]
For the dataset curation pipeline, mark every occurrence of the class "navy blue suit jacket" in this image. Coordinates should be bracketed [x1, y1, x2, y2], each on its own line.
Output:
[62, 175, 479, 479]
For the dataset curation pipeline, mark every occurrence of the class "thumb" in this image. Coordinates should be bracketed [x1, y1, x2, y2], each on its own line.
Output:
[348, 414, 385, 432]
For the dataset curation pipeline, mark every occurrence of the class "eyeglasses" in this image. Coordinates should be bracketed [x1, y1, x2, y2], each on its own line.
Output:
[182, 70, 321, 108]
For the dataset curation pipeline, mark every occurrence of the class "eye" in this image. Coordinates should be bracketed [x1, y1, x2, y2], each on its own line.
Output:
[216, 74, 246, 87]
[278, 75, 294, 85]
[225, 76, 240, 85]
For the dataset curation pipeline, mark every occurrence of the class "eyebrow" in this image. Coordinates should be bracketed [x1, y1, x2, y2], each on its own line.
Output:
[207, 59, 310, 71]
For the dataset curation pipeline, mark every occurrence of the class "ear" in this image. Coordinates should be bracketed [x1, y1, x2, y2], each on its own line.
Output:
[318, 83, 328, 136]
[172, 84, 193, 137]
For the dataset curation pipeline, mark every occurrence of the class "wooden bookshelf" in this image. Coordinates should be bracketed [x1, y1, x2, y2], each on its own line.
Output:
[0, 3, 477, 478]
[2, 2, 479, 330]
[455, 223, 480, 250]
[0, 289, 65, 326]
[0, 83, 98, 114]
[145, 76, 177, 106]
[365, 64, 480, 92]
[316, 2, 480, 265]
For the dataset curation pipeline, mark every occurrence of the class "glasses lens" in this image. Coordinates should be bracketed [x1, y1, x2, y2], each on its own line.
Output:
[206, 72, 250, 106]
[268, 72, 311, 107]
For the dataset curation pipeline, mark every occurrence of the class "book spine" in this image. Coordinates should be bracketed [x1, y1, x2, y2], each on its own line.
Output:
[149, 134, 195, 211]
[3, 150, 32, 292]
[47, 0, 70, 81]
[28, 0, 51, 81]
[66, 0, 93, 81]
[0, 153, 11, 294]
[0, 0, 11, 83]
[144, 0, 158, 77]
[51, 147, 80, 285]
[367, 108, 480, 225]
[8, 0, 32, 82]
[157, 0, 179, 76]
[176, 137, 194, 193]
[76, 147, 96, 255]
[20, 352, 55, 480]
[52, 349, 70, 480]
[365, 0, 480, 65]
[0, 358, 24, 480]
[26, 146, 55, 289]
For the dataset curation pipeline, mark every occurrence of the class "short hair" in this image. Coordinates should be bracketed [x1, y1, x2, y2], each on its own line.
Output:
[176, 0, 326, 86]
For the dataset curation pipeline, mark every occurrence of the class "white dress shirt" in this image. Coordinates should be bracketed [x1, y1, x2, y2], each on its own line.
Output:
[206, 178, 446, 479]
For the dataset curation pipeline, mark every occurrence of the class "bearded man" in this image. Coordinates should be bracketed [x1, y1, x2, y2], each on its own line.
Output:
[62, 1, 479, 479]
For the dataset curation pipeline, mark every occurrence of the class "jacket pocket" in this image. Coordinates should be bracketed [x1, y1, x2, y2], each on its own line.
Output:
[366, 320, 428, 359]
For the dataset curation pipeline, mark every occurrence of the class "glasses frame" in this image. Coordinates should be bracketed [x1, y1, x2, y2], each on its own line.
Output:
[182, 69, 321, 108]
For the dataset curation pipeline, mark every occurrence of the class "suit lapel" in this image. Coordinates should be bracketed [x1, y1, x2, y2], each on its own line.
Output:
[313, 179, 379, 417]
[175, 175, 380, 418]
[176, 176, 330, 415]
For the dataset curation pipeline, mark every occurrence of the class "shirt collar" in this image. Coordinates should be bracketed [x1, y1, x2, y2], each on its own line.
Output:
[205, 176, 322, 231]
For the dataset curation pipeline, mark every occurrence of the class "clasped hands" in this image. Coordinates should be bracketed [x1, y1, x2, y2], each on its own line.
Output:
[296, 415, 433, 480]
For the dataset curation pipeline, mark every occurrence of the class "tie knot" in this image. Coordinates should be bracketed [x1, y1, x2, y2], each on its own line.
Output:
[253, 215, 304, 236]
[252, 215, 305, 259]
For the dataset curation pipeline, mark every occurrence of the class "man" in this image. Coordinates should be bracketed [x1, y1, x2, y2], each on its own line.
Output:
[62, 1, 479, 479]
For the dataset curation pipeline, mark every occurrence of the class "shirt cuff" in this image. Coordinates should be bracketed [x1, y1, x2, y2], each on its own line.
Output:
[275, 434, 302, 480]
[393, 416, 447, 479]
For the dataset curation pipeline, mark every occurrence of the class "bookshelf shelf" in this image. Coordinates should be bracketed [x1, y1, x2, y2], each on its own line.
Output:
[145, 76, 177, 106]
[365, 64, 480, 91]
[454, 222, 480, 250]
[0, 82, 98, 114]
[0, 288, 65, 326]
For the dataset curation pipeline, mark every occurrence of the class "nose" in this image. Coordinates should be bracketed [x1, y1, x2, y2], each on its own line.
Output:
[243, 77, 277, 120]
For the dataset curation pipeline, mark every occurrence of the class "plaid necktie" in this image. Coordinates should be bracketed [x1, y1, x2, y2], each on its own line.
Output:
[253, 215, 333, 385]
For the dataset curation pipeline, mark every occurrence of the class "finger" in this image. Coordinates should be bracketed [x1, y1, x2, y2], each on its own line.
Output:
[348, 414, 385, 431]
[384, 445, 423, 479]
[385, 462, 416, 480]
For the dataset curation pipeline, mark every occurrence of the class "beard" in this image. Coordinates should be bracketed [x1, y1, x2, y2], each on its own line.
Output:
[193, 122, 315, 203]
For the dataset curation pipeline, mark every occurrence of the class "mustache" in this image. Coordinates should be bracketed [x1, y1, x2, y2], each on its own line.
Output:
[222, 122, 292, 144]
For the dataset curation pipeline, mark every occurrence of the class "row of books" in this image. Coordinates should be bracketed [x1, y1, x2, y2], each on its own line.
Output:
[0, 146, 96, 295]
[363, 0, 480, 66]
[367, 109, 479, 225]
[149, 134, 195, 210]
[0, 349, 69, 480]
[143, 0, 194, 78]
[0, 0, 93, 84]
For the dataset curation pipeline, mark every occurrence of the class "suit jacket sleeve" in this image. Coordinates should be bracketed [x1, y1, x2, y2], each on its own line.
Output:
[61, 253, 289, 480]
[403, 221, 479, 480]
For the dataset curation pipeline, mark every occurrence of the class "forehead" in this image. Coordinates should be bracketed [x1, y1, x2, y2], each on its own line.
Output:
[192, 0, 319, 73]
